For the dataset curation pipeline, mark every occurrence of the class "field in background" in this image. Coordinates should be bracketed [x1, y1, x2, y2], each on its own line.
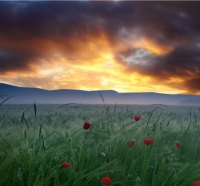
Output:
[0, 104, 200, 186]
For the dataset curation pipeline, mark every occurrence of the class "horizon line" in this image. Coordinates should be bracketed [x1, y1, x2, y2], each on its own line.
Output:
[1, 82, 200, 96]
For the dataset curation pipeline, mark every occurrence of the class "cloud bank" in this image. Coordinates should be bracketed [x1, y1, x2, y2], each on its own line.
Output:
[0, 1, 200, 94]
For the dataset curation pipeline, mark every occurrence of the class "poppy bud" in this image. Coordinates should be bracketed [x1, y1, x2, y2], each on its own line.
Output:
[83, 121, 92, 129]
[61, 161, 72, 168]
[128, 139, 136, 147]
[144, 138, 154, 145]
[175, 141, 182, 148]
[193, 181, 200, 186]
[101, 176, 112, 185]
[134, 115, 141, 122]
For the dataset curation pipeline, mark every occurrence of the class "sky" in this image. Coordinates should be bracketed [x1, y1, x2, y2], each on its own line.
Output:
[0, 1, 200, 94]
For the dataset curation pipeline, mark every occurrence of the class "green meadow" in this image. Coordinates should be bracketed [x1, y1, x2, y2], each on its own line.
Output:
[0, 104, 200, 186]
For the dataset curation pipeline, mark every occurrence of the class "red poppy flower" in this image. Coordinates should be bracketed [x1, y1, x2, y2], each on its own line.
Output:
[134, 115, 141, 121]
[193, 181, 200, 186]
[83, 121, 92, 129]
[175, 141, 182, 148]
[61, 162, 72, 168]
[144, 138, 154, 145]
[128, 139, 136, 147]
[101, 176, 112, 185]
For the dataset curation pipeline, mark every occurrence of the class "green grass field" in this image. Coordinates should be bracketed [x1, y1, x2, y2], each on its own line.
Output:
[0, 104, 200, 186]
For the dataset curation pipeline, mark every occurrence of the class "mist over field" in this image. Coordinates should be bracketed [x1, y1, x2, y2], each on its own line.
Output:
[1, 83, 200, 105]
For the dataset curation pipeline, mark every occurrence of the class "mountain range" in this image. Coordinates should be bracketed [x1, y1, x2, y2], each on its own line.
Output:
[0, 83, 200, 105]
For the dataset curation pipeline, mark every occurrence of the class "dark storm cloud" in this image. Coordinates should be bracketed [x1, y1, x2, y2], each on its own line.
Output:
[119, 46, 200, 93]
[0, 1, 200, 93]
[0, 47, 38, 73]
[0, 1, 182, 42]
[0, 1, 108, 39]
[123, 47, 200, 75]
[185, 77, 200, 93]
[0, 1, 199, 46]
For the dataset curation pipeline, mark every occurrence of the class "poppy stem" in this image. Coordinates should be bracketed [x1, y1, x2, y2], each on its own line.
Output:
[141, 146, 150, 183]
[124, 121, 136, 126]
[71, 128, 81, 136]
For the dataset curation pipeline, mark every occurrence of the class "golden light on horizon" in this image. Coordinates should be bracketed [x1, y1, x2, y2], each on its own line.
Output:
[0, 33, 198, 94]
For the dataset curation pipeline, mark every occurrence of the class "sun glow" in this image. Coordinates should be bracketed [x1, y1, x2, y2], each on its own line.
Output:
[0, 33, 187, 94]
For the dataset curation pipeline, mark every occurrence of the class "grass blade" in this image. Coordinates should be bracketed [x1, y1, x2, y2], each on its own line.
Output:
[0, 96, 12, 106]
[98, 90, 105, 104]
[34, 103, 37, 117]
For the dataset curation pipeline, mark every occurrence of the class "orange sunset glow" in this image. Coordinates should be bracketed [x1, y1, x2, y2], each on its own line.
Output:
[0, 1, 200, 94]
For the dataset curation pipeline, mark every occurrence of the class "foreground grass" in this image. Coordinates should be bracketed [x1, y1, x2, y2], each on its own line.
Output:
[0, 104, 200, 186]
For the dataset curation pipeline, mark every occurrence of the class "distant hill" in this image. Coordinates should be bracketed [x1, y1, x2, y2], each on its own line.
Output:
[0, 83, 200, 105]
